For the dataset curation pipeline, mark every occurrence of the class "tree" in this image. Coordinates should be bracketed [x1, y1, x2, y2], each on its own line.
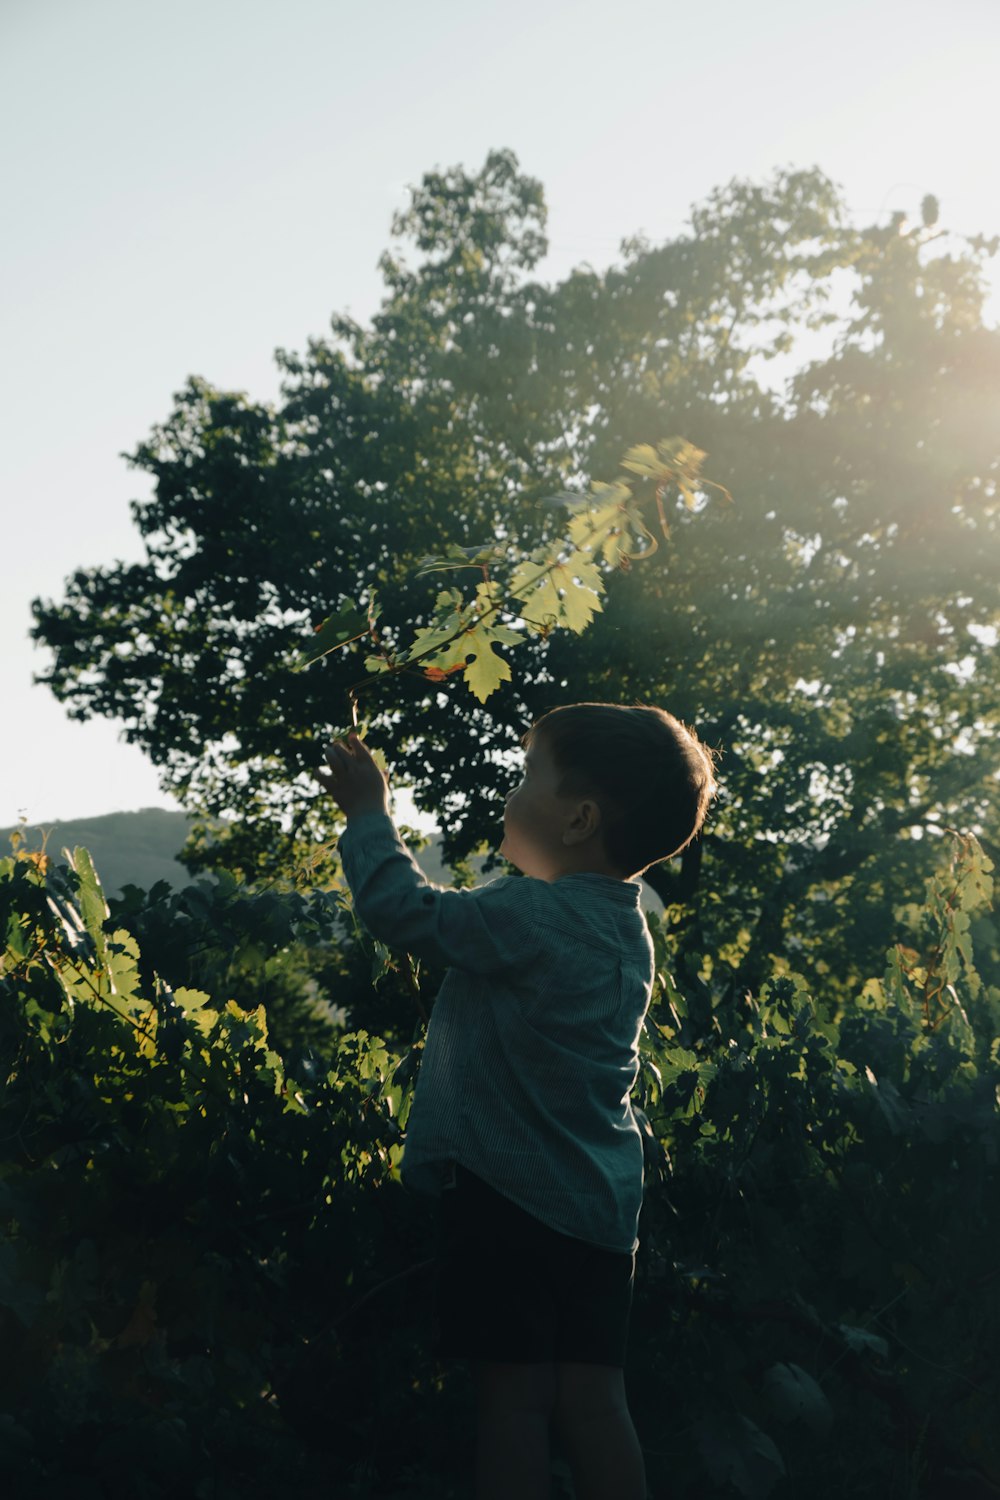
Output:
[32, 149, 1000, 1007]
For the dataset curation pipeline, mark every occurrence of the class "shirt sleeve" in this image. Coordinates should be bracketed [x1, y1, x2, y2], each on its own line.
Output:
[337, 811, 539, 976]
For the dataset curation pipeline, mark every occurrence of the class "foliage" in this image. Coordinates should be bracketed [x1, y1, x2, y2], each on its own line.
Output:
[2, 821, 997, 1496]
[632, 829, 1000, 1497]
[297, 436, 730, 709]
[105, 857, 362, 1059]
[30, 148, 1000, 1019]
[0, 840, 449, 1499]
[104, 836, 440, 1055]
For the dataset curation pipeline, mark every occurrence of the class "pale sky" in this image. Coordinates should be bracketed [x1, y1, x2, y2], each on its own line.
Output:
[3, 0, 998, 831]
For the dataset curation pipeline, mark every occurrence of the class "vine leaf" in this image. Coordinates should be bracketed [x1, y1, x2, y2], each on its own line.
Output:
[762, 1362, 834, 1439]
[401, 583, 520, 702]
[416, 542, 505, 574]
[510, 553, 604, 635]
[619, 442, 669, 478]
[107, 930, 143, 1005]
[566, 484, 637, 566]
[460, 623, 518, 702]
[296, 602, 371, 670]
[693, 1410, 786, 1498]
[419, 618, 521, 703]
[403, 589, 468, 663]
[67, 847, 109, 963]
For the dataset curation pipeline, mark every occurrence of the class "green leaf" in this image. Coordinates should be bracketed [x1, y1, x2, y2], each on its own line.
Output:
[405, 581, 520, 701]
[371, 938, 395, 987]
[107, 930, 142, 1003]
[566, 494, 627, 555]
[509, 562, 560, 631]
[66, 847, 108, 963]
[619, 442, 666, 478]
[656, 435, 708, 476]
[403, 589, 468, 665]
[296, 603, 370, 670]
[419, 626, 511, 701]
[416, 542, 505, 574]
[762, 1363, 833, 1438]
[172, 986, 218, 1035]
[694, 1411, 787, 1499]
[5, 912, 29, 962]
[837, 1324, 889, 1360]
[550, 560, 604, 632]
[510, 552, 604, 635]
[462, 628, 513, 702]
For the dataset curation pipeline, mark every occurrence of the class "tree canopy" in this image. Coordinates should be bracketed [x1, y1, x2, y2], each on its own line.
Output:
[32, 148, 1000, 1006]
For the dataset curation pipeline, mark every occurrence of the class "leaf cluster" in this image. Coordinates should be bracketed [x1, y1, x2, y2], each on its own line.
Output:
[299, 435, 728, 709]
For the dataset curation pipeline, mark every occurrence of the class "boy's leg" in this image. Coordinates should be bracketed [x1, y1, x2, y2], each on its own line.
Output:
[553, 1362, 646, 1500]
[473, 1360, 556, 1500]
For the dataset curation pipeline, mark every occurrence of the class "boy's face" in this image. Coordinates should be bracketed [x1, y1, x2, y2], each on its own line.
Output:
[500, 732, 593, 881]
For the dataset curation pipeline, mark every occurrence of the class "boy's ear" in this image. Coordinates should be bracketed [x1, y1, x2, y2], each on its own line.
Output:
[561, 799, 602, 846]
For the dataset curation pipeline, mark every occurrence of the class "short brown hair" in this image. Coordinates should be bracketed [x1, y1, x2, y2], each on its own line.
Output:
[525, 702, 718, 876]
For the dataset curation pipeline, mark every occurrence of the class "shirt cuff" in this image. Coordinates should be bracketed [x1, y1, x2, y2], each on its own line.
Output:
[338, 809, 397, 850]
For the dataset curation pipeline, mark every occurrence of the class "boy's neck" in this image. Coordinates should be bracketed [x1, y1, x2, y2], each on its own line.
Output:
[546, 848, 631, 883]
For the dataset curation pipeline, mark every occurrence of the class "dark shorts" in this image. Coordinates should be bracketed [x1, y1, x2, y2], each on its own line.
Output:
[434, 1164, 635, 1367]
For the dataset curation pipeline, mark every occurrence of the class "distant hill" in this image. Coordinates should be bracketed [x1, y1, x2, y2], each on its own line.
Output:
[2, 808, 662, 913]
[0, 808, 485, 900]
[2, 809, 202, 898]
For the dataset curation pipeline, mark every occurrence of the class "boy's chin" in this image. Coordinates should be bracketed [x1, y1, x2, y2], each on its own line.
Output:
[499, 833, 525, 873]
[501, 843, 548, 881]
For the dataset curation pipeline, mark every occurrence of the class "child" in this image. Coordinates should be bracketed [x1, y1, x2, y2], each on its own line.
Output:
[316, 702, 717, 1500]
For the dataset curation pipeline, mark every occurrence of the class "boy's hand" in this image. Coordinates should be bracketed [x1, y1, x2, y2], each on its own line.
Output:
[316, 731, 390, 819]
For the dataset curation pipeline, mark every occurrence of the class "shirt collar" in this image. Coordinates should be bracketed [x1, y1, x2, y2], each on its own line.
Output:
[554, 872, 643, 907]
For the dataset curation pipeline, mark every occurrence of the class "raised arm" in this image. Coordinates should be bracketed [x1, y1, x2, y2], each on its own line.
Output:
[317, 734, 536, 976]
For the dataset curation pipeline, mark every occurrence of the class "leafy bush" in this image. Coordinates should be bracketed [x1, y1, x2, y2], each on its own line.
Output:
[632, 832, 1000, 1498]
[1, 832, 997, 1497]
[0, 845, 449, 1498]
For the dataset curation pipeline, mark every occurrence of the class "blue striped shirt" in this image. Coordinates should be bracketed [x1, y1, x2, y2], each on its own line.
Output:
[338, 811, 655, 1253]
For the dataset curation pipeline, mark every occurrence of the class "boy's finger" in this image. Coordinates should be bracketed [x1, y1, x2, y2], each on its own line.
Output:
[348, 731, 373, 759]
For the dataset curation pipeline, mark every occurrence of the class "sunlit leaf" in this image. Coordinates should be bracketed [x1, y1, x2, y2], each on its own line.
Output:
[107, 930, 142, 1002]
[462, 626, 514, 702]
[66, 847, 109, 962]
[620, 443, 667, 478]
